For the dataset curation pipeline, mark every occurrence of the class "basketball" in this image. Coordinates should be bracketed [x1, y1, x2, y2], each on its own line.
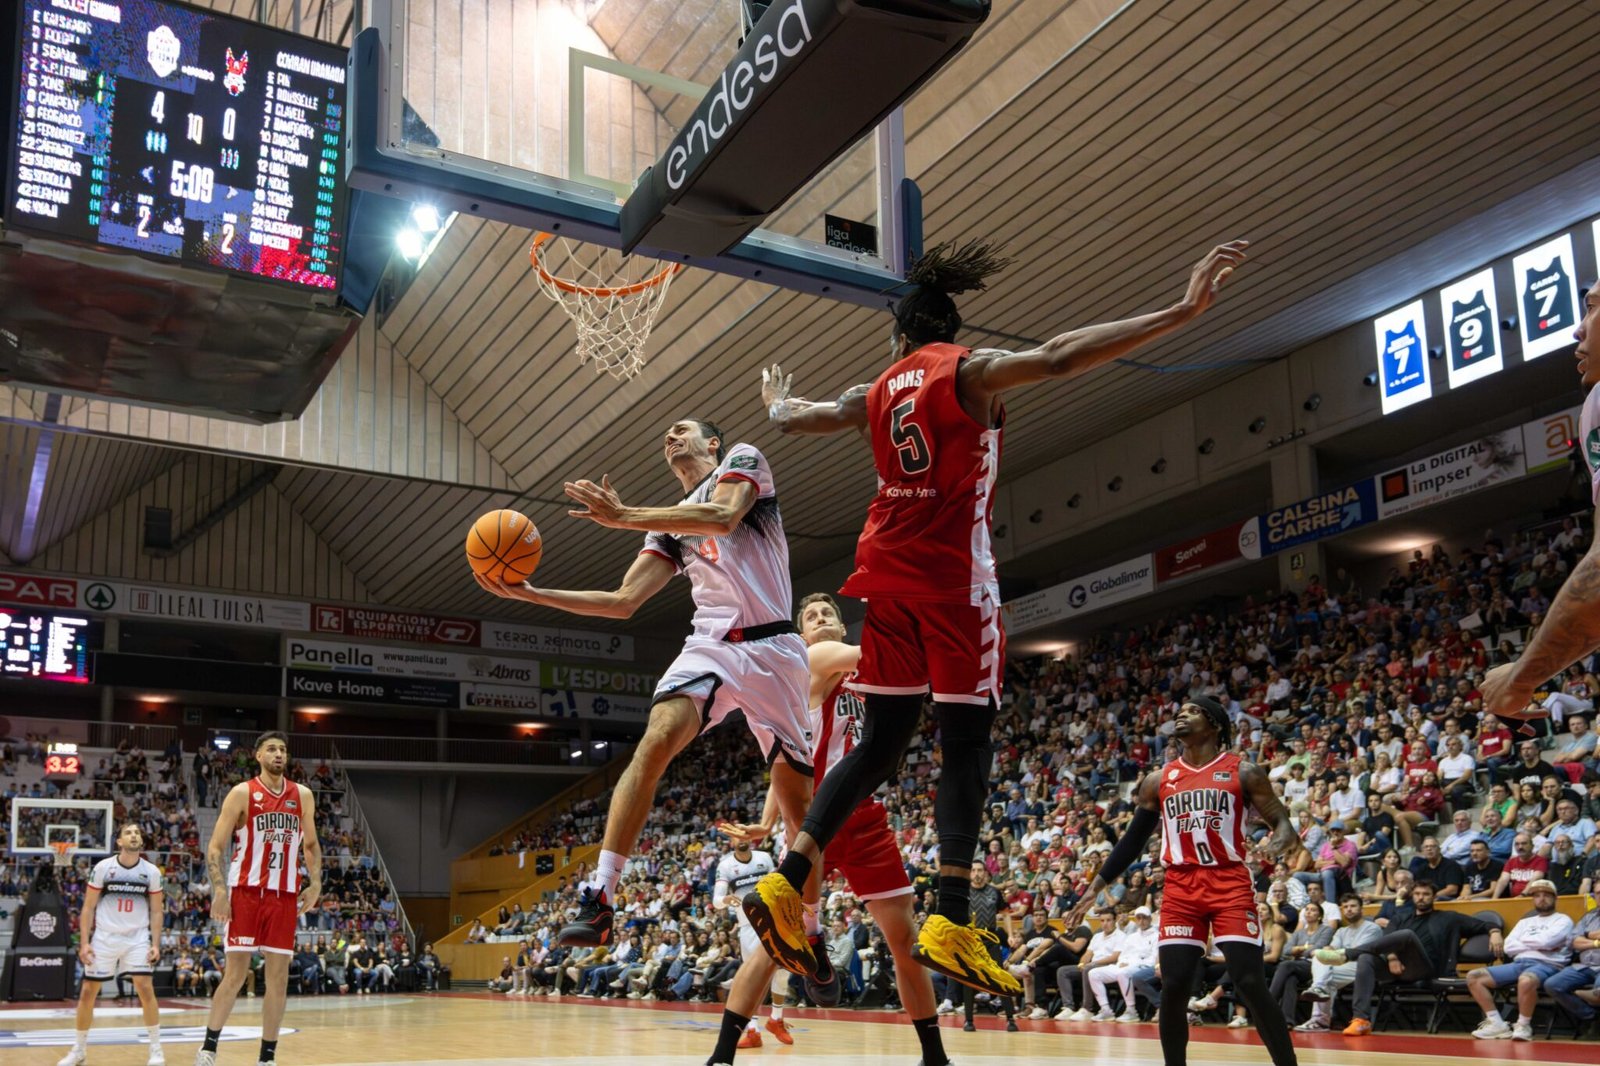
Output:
[465, 509, 543, 584]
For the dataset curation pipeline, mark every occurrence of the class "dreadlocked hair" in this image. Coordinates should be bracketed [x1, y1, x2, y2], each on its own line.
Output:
[892, 238, 1012, 346]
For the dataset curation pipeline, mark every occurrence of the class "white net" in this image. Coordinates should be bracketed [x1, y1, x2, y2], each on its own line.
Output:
[530, 235, 682, 380]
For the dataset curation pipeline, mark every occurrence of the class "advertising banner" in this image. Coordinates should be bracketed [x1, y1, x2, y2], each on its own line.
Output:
[1524, 405, 1582, 474]
[283, 669, 459, 708]
[285, 638, 537, 685]
[1154, 521, 1247, 582]
[311, 605, 478, 645]
[540, 688, 653, 723]
[1375, 430, 1526, 519]
[1251, 481, 1378, 557]
[539, 662, 658, 698]
[480, 621, 634, 662]
[1002, 556, 1154, 636]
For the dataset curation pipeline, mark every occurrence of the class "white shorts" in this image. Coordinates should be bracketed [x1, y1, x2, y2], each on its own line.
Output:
[655, 634, 813, 774]
[85, 930, 152, 980]
[736, 907, 762, 961]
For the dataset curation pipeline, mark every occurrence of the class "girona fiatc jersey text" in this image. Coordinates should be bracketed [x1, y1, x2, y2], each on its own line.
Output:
[1158, 752, 1250, 868]
[228, 776, 303, 894]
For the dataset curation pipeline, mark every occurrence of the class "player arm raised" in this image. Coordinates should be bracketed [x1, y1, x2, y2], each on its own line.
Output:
[207, 782, 249, 921]
[760, 369, 870, 435]
[1482, 498, 1600, 717]
[1065, 771, 1160, 928]
[78, 880, 102, 967]
[566, 473, 760, 538]
[478, 549, 675, 620]
[1241, 761, 1297, 859]
[957, 241, 1248, 400]
[297, 782, 323, 915]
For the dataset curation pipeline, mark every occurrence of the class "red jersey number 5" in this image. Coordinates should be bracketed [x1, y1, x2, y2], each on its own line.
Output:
[890, 399, 931, 475]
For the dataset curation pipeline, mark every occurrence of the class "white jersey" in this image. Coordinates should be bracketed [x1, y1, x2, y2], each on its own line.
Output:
[88, 856, 162, 938]
[1581, 384, 1600, 506]
[642, 443, 793, 640]
[714, 850, 775, 906]
[813, 678, 866, 783]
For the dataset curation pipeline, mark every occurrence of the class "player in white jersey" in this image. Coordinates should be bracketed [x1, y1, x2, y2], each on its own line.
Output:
[479, 418, 818, 949]
[197, 731, 321, 1066]
[1485, 282, 1600, 719]
[58, 822, 165, 1066]
[705, 593, 948, 1066]
[713, 842, 795, 1048]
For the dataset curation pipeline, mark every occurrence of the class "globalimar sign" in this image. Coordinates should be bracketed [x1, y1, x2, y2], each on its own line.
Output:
[1002, 556, 1154, 636]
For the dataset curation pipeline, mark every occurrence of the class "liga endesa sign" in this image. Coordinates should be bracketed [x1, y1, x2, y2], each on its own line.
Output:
[1154, 520, 1247, 582]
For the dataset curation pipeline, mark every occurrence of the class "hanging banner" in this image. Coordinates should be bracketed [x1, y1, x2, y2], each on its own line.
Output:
[310, 605, 478, 645]
[1513, 233, 1579, 361]
[1438, 268, 1503, 389]
[1523, 405, 1583, 474]
[540, 688, 653, 723]
[283, 668, 459, 708]
[1002, 556, 1154, 636]
[1154, 521, 1248, 582]
[285, 638, 536, 685]
[539, 662, 658, 697]
[1374, 299, 1431, 414]
[1253, 481, 1378, 556]
[1375, 430, 1526, 519]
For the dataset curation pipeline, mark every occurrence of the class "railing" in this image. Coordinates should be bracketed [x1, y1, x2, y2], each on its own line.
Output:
[327, 743, 415, 948]
[204, 729, 631, 767]
[0, 715, 179, 752]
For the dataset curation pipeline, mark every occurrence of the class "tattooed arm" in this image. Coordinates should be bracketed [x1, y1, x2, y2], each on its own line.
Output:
[207, 783, 247, 921]
[1482, 502, 1600, 718]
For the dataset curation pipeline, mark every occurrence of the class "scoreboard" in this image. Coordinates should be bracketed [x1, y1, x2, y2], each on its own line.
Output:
[8, 0, 348, 290]
[0, 609, 92, 682]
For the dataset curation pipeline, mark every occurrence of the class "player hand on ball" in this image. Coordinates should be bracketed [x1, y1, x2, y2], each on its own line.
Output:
[565, 475, 630, 528]
[1178, 240, 1249, 320]
[1480, 661, 1554, 723]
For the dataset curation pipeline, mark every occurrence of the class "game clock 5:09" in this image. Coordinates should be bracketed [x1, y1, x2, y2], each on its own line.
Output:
[9, 0, 348, 291]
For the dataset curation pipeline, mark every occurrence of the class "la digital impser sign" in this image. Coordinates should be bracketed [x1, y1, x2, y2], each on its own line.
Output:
[9, 0, 348, 291]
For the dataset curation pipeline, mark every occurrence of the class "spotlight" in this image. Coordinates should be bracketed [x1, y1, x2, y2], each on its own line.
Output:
[1066, 494, 1082, 509]
[1303, 393, 1321, 412]
[396, 228, 425, 260]
[1362, 371, 1379, 387]
[1501, 316, 1518, 331]
[412, 204, 441, 234]
[592, 740, 608, 750]
[1428, 346, 1443, 360]
[994, 523, 1008, 538]
[1107, 476, 1123, 492]
[1028, 509, 1044, 524]
[1198, 438, 1216, 455]
[1248, 417, 1266, 434]
[1150, 458, 1167, 474]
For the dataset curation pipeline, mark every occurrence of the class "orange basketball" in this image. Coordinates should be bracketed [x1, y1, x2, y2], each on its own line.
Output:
[466, 509, 543, 584]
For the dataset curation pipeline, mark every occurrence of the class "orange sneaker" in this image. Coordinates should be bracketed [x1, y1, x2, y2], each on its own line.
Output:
[737, 1028, 762, 1049]
[1342, 1019, 1372, 1037]
[765, 1018, 794, 1045]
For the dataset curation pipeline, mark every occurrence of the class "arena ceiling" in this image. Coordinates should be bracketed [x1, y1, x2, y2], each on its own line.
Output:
[3, 0, 1600, 639]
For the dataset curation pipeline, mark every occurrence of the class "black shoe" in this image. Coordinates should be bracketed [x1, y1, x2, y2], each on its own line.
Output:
[963, 1020, 976, 1032]
[803, 932, 841, 1006]
[557, 888, 614, 947]
[1007, 1018, 1019, 1032]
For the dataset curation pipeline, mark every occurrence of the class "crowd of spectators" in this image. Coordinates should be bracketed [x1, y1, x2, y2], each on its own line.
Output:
[461, 514, 1600, 1037]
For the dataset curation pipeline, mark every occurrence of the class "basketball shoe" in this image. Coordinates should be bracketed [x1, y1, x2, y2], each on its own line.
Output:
[765, 1018, 794, 1045]
[55, 1049, 86, 1066]
[911, 917, 1022, 997]
[741, 873, 815, 975]
[193, 1052, 216, 1066]
[802, 933, 840, 1006]
[557, 887, 614, 947]
[737, 1027, 762, 1049]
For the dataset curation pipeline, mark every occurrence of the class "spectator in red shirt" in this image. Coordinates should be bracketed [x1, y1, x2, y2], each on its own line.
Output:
[1492, 832, 1549, 898]
[1403, 740, 1438, 789]
[1477, 719, 1514, 777]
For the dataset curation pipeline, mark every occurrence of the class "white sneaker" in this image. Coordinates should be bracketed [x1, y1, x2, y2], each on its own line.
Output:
[55, 1048, 86, 1066]
[1473, 1017, 1512, 1040]
[1512, 1021, 1534, 1042]
[1228, 1015, 1251, 1028]
[936, 999, 956, 1015]
[1294, 1018, 1329, 1032]
[148, 1048, 166, 1066]
[1189, 995, 1217, 1011]
[1027, 1006, 1049, 1020]
[193, 1053, 216, 1066]
[1065, 1007, 1094, 1022]
[1091, 1008, 1115, 1022]
[1116, 1010, 1139, 1023]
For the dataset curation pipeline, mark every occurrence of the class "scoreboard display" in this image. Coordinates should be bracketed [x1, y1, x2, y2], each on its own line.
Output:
[9, 0, 347, 290]
[0, 609, 92, 682]
[45, 741, 83, 778]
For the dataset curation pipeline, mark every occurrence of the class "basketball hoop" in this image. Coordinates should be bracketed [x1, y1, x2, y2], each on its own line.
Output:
[529, 233, 682, 380]
[49, 841, 74, 868]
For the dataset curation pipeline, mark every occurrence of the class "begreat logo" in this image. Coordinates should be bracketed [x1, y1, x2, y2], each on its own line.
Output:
[664, 0, 814, 190]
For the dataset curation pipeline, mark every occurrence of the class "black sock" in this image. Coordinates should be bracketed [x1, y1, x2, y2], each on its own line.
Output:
[776, 852, 813, 894]
[201, 1029, 222, 1053]
[709, 1009, 751, 1065]
[911, 1015, 949, 1066]
[935, 874, 971, 925]
[259, 1038, 278, 1062]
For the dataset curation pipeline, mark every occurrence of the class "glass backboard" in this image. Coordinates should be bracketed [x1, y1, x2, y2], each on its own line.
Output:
[9, 797, 115, 860]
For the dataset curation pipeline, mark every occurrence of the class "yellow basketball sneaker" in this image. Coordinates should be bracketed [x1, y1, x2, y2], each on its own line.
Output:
[741, 872, 816, 976]
[912, 916, 1024, 996]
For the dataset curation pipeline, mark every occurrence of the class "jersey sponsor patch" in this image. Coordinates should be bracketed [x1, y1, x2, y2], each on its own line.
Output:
[1212, 771, 1232, 782]
[728, 454, 759, 470]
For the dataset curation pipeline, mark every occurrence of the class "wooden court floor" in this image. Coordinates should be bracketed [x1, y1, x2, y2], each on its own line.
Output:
[5, 992, 1598, 1065]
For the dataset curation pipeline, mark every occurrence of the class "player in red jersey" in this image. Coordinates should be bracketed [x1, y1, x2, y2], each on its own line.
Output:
[196, 732, 322, 1066]
[707, 592, 948, 1066]
[1064, 697, 1298, 1066]
[741, 238, 1248, 993]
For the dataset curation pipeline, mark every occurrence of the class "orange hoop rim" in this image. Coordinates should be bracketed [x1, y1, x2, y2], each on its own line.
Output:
[530, 232, 682, 298]
[49, 841, 74, 865]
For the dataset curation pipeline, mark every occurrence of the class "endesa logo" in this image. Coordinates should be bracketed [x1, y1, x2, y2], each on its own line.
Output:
[664, 0, 814, 190]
